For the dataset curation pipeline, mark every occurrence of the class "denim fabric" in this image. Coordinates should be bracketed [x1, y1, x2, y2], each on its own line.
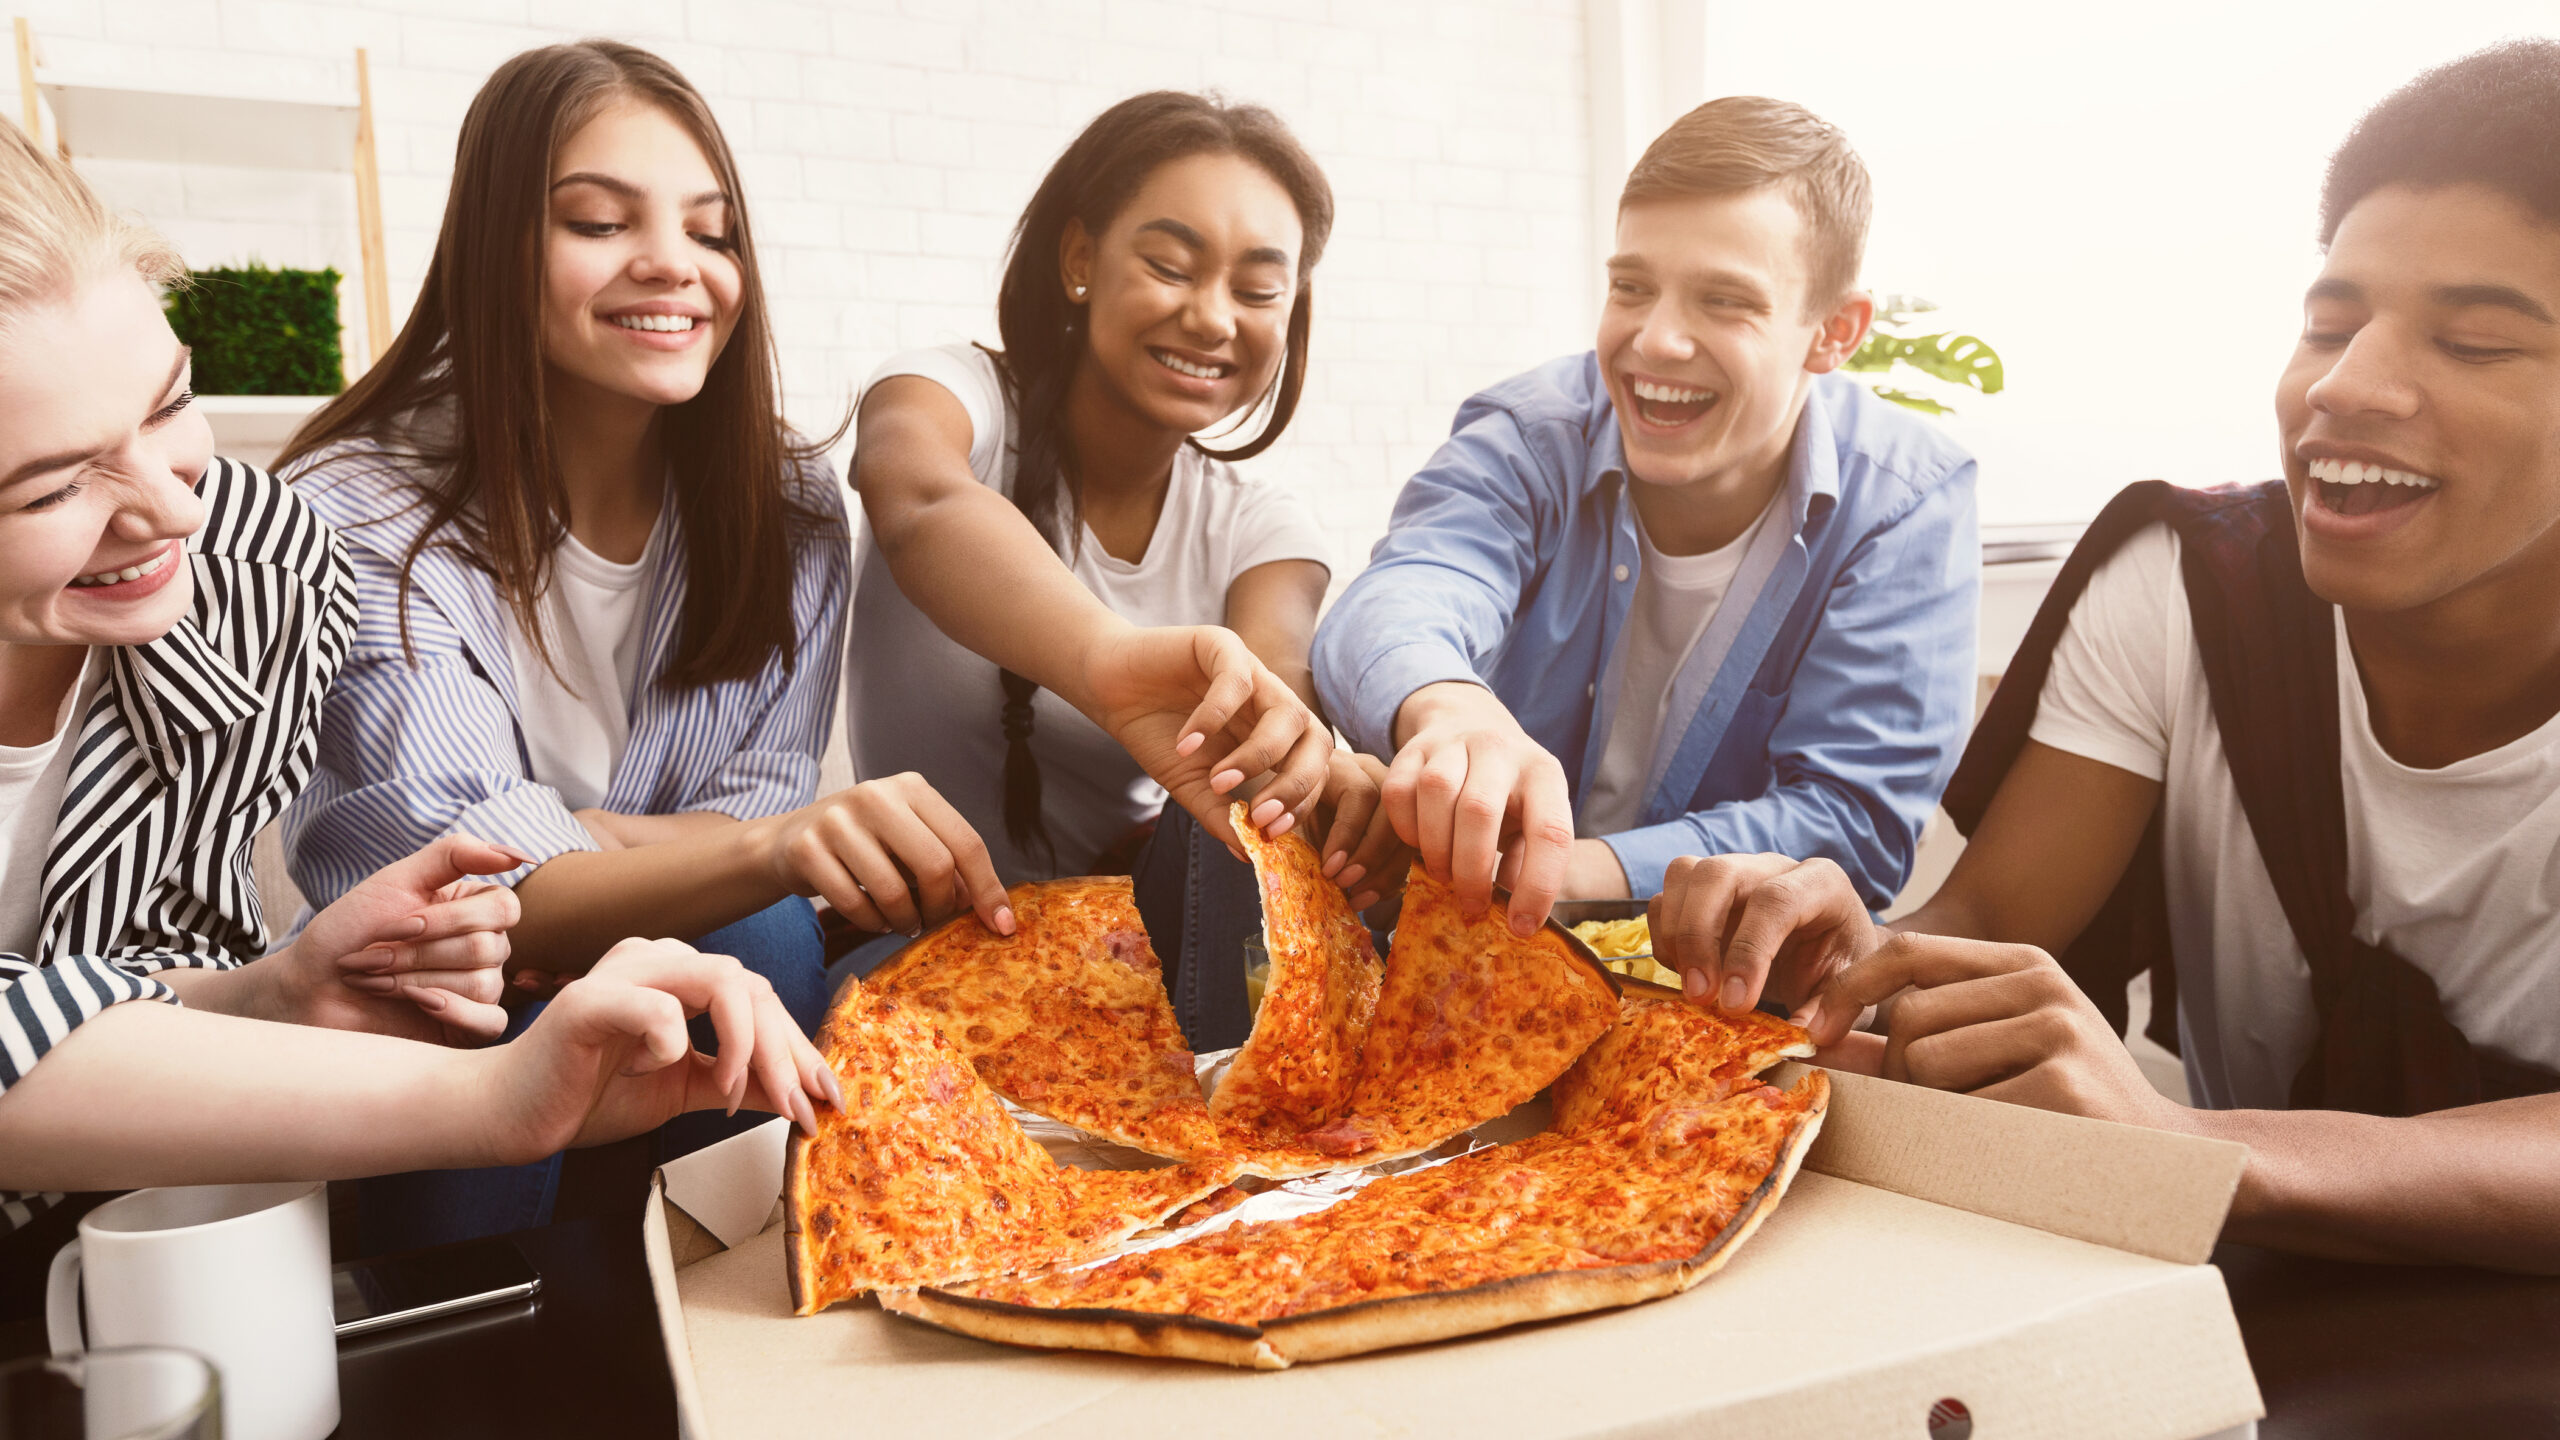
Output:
[356, 897, 826, 1254]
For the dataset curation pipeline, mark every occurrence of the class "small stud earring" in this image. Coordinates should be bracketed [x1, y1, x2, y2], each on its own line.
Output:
[1072, 285, 1087, 299]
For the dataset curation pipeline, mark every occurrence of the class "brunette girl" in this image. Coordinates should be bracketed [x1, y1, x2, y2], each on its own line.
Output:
[0, 118, 827, 1310]
[277, 41, 983, 1247]
[850, 92, 1408, 1047]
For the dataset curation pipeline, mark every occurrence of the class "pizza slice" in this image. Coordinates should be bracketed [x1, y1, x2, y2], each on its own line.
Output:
[889, 1069, 1829, 1368]
[785, 981, 1240, 1317]
[1550, 983, 1816, 1136]
[863, 877, 1245, 1162]
[1281, 861, 1620, 1165]
[1210, 802, 1383, 1142]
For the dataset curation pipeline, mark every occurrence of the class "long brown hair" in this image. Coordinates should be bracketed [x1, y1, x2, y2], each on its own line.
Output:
[279, 40, 834, 688]
[987, 91, 1334, 865]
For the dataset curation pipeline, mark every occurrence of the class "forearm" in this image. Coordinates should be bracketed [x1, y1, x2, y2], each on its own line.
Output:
[154, 963, 286, 1023]
[868, 480, 1130, 712]
[507, 818, 787, 973]
[2186, 1096, 2560, 1271]
[0, 1003, 500, 1193]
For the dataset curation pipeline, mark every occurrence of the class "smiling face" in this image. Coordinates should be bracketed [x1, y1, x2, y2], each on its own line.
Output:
[1060, 150, 1303, 437]
[1598, 189, 1868, 524]
[539, 99, 743, 412]
[2278, 182, 2560, 613]
[0, 269, 209, 650]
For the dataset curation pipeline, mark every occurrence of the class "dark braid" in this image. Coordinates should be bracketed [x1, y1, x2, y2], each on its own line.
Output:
[984, 90, 1334, 870]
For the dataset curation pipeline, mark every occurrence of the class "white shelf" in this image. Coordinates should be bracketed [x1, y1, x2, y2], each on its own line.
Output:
[199, 393, 331, 468]
[39, 75, 359, 172]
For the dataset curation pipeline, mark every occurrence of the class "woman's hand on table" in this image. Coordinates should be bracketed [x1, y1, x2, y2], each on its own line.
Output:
[749, 771, 1015, 938]
[274, 834, 530, 1043]
[478, 937, 842, 1161]
[1649, 853, 1882, 1018]
[1077, 624, 1334, 850]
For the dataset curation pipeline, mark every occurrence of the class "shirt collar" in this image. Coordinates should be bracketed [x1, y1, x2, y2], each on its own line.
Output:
[110, 608, 264, 782]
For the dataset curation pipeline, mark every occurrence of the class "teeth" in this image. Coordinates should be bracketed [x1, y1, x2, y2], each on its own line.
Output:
[70, 547, 172, 588]
[1151, 349, 1226, 380]
[2307, 457, 2440, 490]
[610, 314, 696, 333]
[1631, 378, 1714, 404]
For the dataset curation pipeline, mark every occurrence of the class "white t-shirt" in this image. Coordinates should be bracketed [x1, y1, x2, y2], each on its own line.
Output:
[849, 343, 1332, 881]
[0, 649, 102, 956]
[2030, 521, 2560, 1109]
[1579, 500, 1773, 837]
[506, 521, 664, 814]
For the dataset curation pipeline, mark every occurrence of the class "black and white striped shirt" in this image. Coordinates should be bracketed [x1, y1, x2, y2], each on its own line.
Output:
[0, 457, 355, 1234]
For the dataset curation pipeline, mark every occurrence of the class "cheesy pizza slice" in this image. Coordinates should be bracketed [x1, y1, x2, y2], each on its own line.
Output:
[785, 982, 1240, 1317]
[1211, 803, 1383, 1142]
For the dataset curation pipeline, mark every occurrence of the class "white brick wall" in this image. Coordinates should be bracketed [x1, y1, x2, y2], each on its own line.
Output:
[8, 0, 1599, 577]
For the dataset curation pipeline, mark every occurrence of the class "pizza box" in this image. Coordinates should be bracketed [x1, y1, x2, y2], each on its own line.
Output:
[642, 1065, 2264, 1440]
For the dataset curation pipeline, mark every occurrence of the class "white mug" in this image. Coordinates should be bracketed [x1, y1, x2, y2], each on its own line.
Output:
[46, 1181, 339, 1440]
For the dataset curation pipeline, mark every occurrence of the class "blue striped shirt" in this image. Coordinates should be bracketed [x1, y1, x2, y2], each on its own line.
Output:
[280, 436, 849, 909]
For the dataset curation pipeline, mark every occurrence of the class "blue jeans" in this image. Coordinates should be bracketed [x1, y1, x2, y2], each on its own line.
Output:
[357, 896, 828, 1255]
[827, 805, 1269, 1051]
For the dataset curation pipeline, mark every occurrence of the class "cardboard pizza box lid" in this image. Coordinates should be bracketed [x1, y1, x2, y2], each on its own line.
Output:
[644, 1069, 2264, 1440]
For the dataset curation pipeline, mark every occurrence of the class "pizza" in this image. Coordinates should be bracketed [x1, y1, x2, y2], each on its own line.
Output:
[785, 980, 1240, 1317]
[1279, 861, 1620, 1164]
[886, 1060, 1828, 1368]
[862, 877, 1243, 1162]
[1211, 802, 1383, 1142]
[1550, 981, 1816, 1136]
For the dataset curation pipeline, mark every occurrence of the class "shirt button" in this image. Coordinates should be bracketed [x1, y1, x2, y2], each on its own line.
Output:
[1586, 682, 1596, 698]
[1613, 564, 1630, 582]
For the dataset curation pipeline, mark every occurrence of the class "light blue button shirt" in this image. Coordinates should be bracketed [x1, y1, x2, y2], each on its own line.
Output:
[1313, 354, 1980, 905]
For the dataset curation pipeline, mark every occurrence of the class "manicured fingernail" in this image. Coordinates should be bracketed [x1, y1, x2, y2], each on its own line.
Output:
[821, 1068, 845, 1111]
[994, 906, 1016, 936]
[1336, 864, 1365, 889]
[1683, 968, 1709, 1000]
[345, 974, 397, 994]
[793, 1090, 820, 1136]
[1268, 812, 1296, 838]
[498, 846, 534, 865]
[1720, 976, 1748, 1012]
[394, 916, 426, 939]
[1212, 769, 1244, 793]
[412, 988, 448, 1013]
[355, 947, 398, 973]
[1508, 911, 1536, 937]
[1251, 798, 1283, 827]
[1176, 732, 1204, 757]
[1322, 850, 1346, 876]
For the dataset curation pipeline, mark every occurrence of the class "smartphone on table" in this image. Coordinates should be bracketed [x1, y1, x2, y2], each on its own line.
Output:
[331, 1237, 542, 1338]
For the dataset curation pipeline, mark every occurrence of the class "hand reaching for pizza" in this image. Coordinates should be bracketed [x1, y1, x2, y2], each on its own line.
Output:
[751, 772, 1015, 938]
[1798, 933, 2178, 1129]
[1075, 624, 1334, 851]
[1310, 750, 1412, 912]
[477, 937, 842, 1161]
[1649, 853, 1881, 1018]
[274, 834, 530, 1044]
[1383, 680, 1575, 935]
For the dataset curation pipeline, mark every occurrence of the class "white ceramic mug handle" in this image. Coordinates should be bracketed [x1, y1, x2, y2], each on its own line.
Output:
[45, 1238, 85, 1359]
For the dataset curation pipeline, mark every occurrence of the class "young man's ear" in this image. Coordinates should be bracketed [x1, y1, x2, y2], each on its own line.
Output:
[1803, 290, 1875, 375]
[1057, 219, 1095, 305]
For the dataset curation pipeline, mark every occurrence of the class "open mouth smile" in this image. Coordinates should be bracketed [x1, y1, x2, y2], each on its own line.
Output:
[65, 540, 182, 600]
[1149, 348, 1232, 382]
[1625, 376, 1719, 429]
[2308, 456, 2441, 517]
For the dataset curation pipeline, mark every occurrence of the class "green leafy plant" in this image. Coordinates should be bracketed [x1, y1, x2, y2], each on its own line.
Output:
[164, 264, 345, 395]
[1845, 294, 2003, 417]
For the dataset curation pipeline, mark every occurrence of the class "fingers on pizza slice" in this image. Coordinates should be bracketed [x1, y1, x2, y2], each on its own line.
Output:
[863, 876, 1242, 1163]
[786, 986, 1240, 1317]
[1214, 801, 1383, 1142]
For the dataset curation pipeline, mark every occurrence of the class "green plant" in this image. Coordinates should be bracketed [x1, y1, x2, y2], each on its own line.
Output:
[164, 264, 345, 395]
[1845, 294, 2003, 416]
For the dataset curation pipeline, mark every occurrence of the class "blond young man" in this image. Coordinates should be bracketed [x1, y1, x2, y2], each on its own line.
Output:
[1314, 97, 1979, 961]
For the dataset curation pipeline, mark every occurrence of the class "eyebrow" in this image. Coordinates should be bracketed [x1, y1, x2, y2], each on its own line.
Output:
[1134, 218, 1289, 267]
[2436, 283, 2556, 324]
[550, 172, 728, 208]
[1, 346, 191, 492]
